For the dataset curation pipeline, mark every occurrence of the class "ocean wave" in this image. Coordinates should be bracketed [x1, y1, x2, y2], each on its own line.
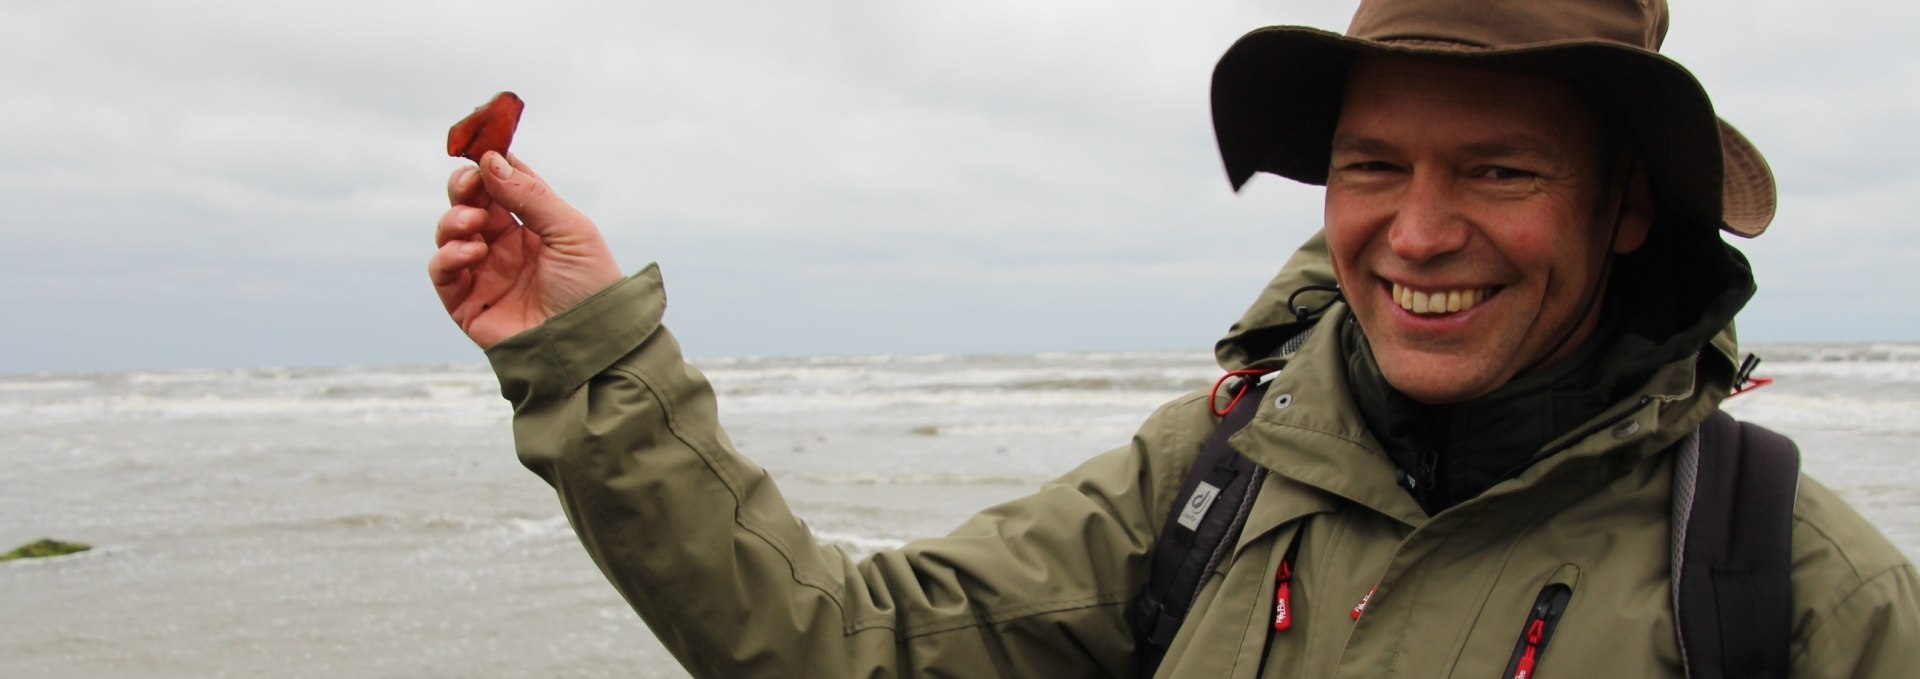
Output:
[250, 512, 486, 534]
[996, 376, 1212, 392]
[1750, 343, 1920, 364]
[0, 378, 94, 392]
[0, 392, 505, 422]
[1754, 360, 1920, 382]
[317, 384, 436, 400]
[1722, 393, 1920, 435]
[235, 512, 573, 542]
[697, 352, 1216, 392]
[498, 516, 575, 542]
[722, 389, 1184, 414]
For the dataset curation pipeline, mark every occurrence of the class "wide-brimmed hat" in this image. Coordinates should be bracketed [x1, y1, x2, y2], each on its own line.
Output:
[1212, 0, 1776, 238]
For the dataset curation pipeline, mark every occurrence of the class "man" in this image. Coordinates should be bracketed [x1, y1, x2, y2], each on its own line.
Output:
[429, 0, 1917, 676]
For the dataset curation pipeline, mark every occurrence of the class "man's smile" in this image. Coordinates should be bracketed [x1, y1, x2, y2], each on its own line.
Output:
[1387, 281, 1501, 316]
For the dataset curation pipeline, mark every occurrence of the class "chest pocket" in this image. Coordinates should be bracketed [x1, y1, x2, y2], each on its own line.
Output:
[1495, 564, 1581, 679]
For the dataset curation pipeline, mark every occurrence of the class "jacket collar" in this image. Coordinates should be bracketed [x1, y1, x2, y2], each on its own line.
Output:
[1224, 304, 1734, 558]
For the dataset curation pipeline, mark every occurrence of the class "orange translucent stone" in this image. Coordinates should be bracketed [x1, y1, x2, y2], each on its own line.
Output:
[447, 92, 524, 162]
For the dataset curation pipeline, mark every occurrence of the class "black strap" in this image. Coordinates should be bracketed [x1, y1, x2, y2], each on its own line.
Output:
[1677, 410, 1800, 679]
[1132, 379, 1268, 676]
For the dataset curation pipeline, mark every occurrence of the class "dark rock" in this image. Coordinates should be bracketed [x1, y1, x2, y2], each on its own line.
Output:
[1, 538, 91, 561]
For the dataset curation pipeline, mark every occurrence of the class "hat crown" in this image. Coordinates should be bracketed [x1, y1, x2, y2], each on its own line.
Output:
[1349, 0, 1668, 52]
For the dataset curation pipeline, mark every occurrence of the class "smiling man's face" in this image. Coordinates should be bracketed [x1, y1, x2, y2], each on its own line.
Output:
[1324, 56, 1650, 404]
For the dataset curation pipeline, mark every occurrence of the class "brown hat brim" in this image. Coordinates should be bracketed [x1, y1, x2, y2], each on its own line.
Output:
[1211, 26, 1775, 237]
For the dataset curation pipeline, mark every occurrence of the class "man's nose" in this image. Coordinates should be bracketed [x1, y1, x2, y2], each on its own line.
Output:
[1387, 172, 1470, 262]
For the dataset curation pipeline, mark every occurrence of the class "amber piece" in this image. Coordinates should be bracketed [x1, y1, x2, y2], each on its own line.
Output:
[447, 91, 524, 162]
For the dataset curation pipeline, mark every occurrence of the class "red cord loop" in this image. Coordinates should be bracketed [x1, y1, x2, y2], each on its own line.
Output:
[1210, 369, 1276, 417]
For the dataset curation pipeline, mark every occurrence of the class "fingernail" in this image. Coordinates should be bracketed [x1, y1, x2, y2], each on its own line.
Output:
[461, 241, 484, 255]
[486, 152, 513, 180]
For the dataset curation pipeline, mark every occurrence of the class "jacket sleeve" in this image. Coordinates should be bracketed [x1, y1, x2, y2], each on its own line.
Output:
[1786, 478, 1920, 679]
[484, 265, 1203, 678]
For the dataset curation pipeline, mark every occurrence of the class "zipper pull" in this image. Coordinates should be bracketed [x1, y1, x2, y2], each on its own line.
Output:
[1504, 583, 1572, 679]
[1273, 561, 1295, 631]
[1512, 619, 1545, 679]
[1351, 583, 1376, 621]
[1272, 527, 1307, 632]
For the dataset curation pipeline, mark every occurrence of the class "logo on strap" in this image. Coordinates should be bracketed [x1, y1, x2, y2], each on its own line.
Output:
[1177, 482, 1222, 531]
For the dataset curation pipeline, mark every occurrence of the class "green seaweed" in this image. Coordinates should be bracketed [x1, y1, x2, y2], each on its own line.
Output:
[1, 538, 91, 561]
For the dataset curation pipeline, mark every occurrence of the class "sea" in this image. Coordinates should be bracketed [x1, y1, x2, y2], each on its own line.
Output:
[4, 344, 1917, 678]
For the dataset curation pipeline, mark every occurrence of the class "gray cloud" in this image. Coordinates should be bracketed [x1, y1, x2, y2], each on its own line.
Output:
[2, 0, 1913, 374]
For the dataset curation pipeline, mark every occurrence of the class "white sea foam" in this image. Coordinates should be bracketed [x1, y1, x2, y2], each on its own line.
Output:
[1748, 343, 1920, 380]
[501, 516, 575, 542]
[1721, 393, 1920, 435]
[1751, 343, 1920, 363]
[1, 393, 503, 423]
[1754, 360, 1920, 382]
[0, 379, 93, 392]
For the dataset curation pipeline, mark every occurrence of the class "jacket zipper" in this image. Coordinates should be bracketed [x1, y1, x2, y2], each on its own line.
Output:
[1503, 583, 1573, 679]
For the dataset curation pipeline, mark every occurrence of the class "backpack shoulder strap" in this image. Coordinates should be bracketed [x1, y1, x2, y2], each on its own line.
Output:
[1132, 378, 1268, 677]
[1673, 409, 1801, 679]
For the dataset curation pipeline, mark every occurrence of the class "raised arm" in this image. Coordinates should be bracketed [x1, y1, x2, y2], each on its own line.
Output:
[484, 272, 1201, 676]
[433, 156, 1200, 677]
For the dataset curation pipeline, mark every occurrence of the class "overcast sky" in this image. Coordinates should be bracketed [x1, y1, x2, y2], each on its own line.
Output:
[4, 1, 1915, 375]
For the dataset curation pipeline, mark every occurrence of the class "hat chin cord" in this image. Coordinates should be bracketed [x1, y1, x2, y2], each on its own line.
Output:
[1514, 153, 1640, 378]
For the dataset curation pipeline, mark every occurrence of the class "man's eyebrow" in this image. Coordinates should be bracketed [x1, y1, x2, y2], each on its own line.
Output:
[1458, 138, 1565, 163]
[1329, 135, 1569, 163]
[1330, 136, 1394, 156]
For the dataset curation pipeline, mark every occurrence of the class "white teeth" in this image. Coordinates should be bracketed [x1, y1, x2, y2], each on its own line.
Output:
[1392, 283, 1488, 315]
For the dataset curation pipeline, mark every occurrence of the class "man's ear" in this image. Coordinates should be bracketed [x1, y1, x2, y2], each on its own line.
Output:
[1613, 163, 1653, 254]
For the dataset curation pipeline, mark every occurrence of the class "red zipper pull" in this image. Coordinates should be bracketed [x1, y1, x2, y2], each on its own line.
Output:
[1512, 619, 1545, 679]
[1351, 583, 1376, 621]
[1273, 560, 1295, 631]
[1271, 527, 1307, 632]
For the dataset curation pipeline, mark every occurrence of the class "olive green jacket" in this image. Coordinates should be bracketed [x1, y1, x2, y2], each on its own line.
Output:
[488, 254, 1917, 677]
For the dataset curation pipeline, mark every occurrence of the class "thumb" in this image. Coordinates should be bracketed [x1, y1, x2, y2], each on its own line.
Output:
[476, 151, 591, 240]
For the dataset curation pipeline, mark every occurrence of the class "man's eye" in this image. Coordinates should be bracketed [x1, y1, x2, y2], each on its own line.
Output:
[1345, 161, 1398, 173]
[1481, 166, 1537, 181]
